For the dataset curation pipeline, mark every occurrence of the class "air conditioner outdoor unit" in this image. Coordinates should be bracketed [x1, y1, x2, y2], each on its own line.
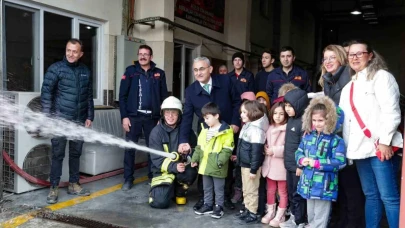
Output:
[80, 108, 148, 175]
[1, 92, 68, 193]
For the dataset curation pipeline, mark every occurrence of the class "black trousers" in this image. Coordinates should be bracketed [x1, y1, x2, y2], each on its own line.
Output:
[334, 163, 365, 228]
[50, 137, 84, 186]
[149, 165, 197, 209]
[286, 170, 307, 225]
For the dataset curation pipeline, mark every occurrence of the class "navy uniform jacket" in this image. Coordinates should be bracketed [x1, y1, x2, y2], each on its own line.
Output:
[254, 70, 272, 93]
[228, 68, 255, 95]
[266, 65, 311, 103]
[119, 61, 168, 120]
[179, 74, 241, 144]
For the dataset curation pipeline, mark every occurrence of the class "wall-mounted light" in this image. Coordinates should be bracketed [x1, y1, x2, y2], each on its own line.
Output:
[351, 9, 362, 15]
[86, 26, 92, 29]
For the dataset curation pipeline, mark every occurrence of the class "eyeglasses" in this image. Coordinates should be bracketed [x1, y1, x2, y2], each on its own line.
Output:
[348, 52, 369, 59]
[193, 67, 209, 73]
[138, 53, 151, 57]
[164, 110, 179, 117]
[322, 56, 337, 63]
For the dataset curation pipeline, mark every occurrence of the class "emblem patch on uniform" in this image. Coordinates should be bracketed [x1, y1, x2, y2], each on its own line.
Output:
[294, 76, 302, 80]
[240, 78, 247, 82]
[121, 75, 126, 80]
[154, 73, 160, 79]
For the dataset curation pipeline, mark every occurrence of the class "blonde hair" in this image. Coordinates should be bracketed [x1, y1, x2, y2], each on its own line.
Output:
[278, 83, 297, 97]
[348, 40, 388, 80]
[318, 45, 348, 88]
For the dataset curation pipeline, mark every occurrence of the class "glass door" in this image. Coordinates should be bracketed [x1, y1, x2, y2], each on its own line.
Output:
[172, 43, 194, 101]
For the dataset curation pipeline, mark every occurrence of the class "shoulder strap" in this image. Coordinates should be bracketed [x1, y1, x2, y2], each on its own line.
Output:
[349, 82, 372, 138]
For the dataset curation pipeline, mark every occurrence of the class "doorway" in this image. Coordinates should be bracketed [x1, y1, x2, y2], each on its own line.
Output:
[173, 43, 195, 101]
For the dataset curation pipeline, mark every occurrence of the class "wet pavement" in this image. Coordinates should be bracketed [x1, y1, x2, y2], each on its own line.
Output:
[0, 167, 271, 228]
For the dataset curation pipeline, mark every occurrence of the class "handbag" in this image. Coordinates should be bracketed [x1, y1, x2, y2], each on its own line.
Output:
[349, 82, 403, 160]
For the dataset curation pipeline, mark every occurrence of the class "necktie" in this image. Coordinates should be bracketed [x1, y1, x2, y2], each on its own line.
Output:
[203, 84, 210, 94]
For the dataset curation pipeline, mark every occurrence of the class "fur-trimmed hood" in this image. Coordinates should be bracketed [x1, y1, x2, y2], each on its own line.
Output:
[302, 96, 342, 135]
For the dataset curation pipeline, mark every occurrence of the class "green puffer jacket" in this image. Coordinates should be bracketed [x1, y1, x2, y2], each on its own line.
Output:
[191, 121, 234, 178]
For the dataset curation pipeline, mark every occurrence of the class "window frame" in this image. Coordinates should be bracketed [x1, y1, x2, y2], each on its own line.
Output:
[4, 0, 105, 105]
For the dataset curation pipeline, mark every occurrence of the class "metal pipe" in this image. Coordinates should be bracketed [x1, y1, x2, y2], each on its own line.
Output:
[132, 16, 315, 67]
[133, 17, 255, 56]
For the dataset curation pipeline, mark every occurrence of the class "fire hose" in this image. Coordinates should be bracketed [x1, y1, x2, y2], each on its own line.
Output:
[2, 150, 180, 187]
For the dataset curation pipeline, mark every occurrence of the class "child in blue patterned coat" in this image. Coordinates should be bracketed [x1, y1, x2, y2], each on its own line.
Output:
[295, 96, 346, 228]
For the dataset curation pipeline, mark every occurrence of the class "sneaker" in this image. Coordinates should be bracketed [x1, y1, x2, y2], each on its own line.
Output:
[67, 183, 90, 196]
[46, 186, 59, 204]
[211, 205, 224, 219]
[244, 211, 258, 224]
[122, 180, 133, 191]
[231, 187, 242, 203]
[296, 223, 306, 228]
[193, 198, 204, 211]
[224, 198, 235, 210]
[195, 203, 213, 215]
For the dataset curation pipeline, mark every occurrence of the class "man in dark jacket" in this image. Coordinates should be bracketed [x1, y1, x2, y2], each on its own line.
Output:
[228, 52, 255, 95]
[41, 38, 94, 204]
[282, 88, 309, 227]
[149, 96, 197, 209]
[178, 56, 241, 211]
[254, 49, 275, 93]
[119, 44, 168, 191]
[266, 46, 311, 104]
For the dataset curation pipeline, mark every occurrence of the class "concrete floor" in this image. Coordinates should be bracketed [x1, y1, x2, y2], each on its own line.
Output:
[0, 167, 271, 228]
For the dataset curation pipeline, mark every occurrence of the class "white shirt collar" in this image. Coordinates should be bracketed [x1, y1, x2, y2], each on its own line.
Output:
[199, 77, 213, 88]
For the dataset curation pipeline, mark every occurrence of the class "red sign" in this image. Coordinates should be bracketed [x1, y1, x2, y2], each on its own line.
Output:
[175, 0, 225, 33]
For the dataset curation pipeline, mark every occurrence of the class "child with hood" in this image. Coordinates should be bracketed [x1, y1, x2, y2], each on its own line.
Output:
[295, 96, 346, 228]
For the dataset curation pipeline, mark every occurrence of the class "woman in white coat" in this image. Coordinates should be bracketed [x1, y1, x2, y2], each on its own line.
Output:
[339, 40, 402, 228]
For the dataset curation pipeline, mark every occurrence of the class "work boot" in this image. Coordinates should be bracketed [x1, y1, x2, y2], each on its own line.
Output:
[121, 180, 133, 191]
[193, 198, 204, 211]
[46, 186, 59, 204]
[175, 196, 187, 205]
[269, 207, 287, 227]
[67, 183, 90, 196]
[261, 203, 276, 224]
[231, 187, 242, 203]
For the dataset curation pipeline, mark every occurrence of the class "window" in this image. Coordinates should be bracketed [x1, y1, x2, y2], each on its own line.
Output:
[4, 5, 39, 91]
[2, 1, 103, 103]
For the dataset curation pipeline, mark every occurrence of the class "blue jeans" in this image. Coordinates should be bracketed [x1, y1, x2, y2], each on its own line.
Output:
[50, 137, 84, 186]
[123, 115, 158, 182]
[355, 156, 400, 228]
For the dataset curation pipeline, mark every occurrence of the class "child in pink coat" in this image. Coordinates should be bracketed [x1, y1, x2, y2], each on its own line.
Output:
[261, 101, 288, 227]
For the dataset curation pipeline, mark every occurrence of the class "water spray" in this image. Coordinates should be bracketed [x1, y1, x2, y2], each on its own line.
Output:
[0, 95, 178, 161]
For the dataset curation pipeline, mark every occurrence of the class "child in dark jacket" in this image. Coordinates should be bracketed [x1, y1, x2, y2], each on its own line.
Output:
[295, 96, 346, 228]
[280, 89, 309, 228]
[235, 100, 269, 224]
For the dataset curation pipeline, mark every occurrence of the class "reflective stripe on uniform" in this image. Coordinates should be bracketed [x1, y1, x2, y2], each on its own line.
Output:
[151, 173, 175, 187]
[161, 157, 172, 173]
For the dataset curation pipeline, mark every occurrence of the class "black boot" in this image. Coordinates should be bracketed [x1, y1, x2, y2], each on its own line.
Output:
[244, 211, 258, 224]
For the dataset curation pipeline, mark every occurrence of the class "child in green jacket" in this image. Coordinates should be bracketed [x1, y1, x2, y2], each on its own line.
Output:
[191, 102, 234, 219]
